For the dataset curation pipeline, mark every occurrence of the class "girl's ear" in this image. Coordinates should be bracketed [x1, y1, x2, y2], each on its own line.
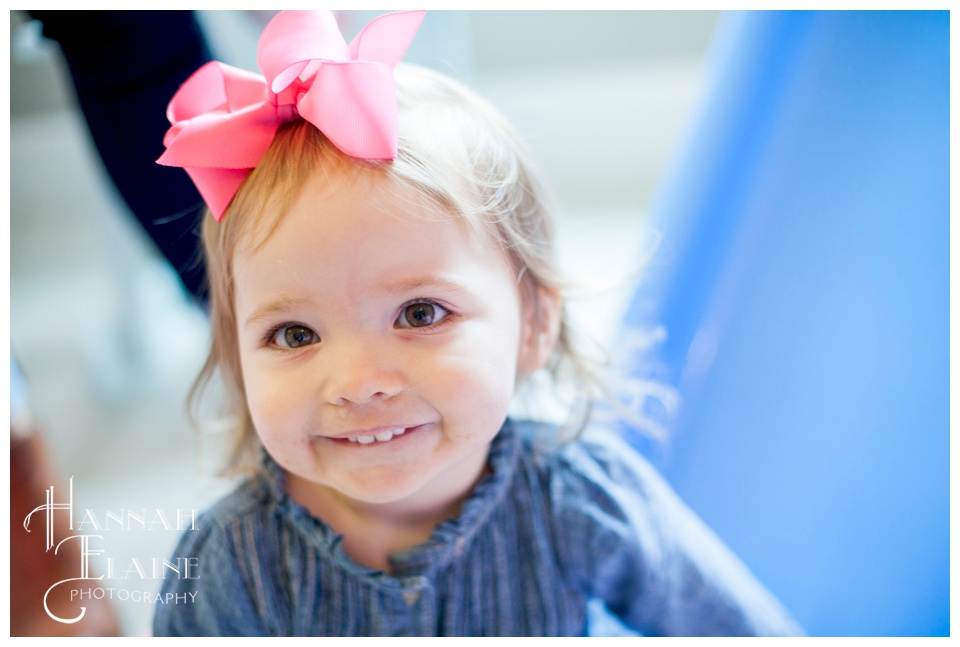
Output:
[517, 285, 562, 378]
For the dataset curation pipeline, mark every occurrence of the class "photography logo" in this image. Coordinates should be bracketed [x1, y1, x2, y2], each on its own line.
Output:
[23, 477, 199, 624]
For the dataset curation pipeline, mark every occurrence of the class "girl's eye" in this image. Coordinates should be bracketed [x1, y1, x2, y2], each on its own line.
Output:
[272, 324, 319, 348]
[396, 302, 449, 329]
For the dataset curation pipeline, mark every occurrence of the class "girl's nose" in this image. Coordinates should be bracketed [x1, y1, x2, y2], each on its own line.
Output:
[320, 338, 403, 406]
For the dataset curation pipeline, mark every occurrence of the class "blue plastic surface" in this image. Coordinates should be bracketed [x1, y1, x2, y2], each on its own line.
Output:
[617, 11, 949, 636]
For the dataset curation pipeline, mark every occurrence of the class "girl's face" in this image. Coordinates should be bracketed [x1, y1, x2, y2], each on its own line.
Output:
[233, 168, 548, 519]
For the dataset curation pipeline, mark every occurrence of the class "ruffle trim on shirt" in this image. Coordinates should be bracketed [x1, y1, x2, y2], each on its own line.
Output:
[252, 419, 522, 582]
[389, 419, 521, 577]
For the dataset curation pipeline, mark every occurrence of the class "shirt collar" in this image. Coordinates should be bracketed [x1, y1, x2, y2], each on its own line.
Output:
[258, 418, 522, 578]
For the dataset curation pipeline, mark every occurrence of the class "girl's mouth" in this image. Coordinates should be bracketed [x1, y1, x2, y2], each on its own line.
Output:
[346, 427, 406, 445]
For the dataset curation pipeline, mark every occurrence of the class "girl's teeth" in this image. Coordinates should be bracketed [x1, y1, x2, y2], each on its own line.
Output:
[374, 429, 403, 443]
[348, 428, 406, 444]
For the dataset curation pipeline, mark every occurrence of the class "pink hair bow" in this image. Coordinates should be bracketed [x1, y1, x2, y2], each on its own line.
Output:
[157, 10, 426, 221]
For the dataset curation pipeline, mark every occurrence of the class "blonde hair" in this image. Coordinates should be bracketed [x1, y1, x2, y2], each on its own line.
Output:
[193, 64, 600, 473]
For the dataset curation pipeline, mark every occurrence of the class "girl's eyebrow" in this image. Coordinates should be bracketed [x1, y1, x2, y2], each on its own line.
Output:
[243, 295, 313, 329]
[378, 274, 468, 297]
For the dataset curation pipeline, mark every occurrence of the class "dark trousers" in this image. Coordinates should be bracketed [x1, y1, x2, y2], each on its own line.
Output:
[30, 10, 213, 302]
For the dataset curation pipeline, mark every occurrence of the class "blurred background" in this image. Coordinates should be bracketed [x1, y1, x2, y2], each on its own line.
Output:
[8, 9, 949, 638]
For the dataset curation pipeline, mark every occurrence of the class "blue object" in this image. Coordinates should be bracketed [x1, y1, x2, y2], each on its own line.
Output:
[617, 10, 948, 636]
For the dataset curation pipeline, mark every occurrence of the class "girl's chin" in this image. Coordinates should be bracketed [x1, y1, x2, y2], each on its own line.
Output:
[287, 466, 439, 509]
[288, 457, 486, 521]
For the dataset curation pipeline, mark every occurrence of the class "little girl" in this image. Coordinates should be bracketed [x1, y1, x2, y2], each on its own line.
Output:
[153, 10, 800, 636]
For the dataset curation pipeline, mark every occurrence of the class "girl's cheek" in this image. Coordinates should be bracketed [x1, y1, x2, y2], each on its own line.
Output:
[245, 371, 298, 429]
[430, 350, 516, 405]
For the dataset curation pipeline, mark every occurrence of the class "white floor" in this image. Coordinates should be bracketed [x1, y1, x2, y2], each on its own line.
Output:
[9, 14, 709, 635]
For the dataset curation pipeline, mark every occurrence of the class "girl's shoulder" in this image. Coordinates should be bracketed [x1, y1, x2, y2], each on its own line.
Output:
[153, 475, 280, 636]
[188, 471, 278, 533]
[510, 417, 718, 560]
[166, 457, 310, 568]
[512, 418, 673, 510]
[510, 419, 804, 636]
[156, 474, 275, 581]
[153, 464, 311, 636]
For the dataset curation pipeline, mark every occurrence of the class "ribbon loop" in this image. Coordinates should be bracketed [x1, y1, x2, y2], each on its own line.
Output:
[258, 10, 350, 93]
[348, 10, 426, 65]
[157, 10, 426, 221]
